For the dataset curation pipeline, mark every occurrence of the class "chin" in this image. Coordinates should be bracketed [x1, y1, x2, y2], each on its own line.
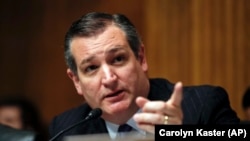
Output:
[107, 101, 131, 114]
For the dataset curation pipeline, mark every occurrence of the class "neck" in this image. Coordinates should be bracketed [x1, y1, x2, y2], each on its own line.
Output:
[104, 104, 140, 125]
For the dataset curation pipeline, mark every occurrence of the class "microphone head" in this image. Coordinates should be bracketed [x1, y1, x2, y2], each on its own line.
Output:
[92, 108, 102, 118]
[86, 108, 102, 120]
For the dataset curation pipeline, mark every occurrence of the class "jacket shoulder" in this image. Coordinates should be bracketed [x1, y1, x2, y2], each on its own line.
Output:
[49, 103, 91, 136]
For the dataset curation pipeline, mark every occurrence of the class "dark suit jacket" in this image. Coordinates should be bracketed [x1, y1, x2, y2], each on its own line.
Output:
[0, 124, 37, 141]
[49, 78, 240, 140]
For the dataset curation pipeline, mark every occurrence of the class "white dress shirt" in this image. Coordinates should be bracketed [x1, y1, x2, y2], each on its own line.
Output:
[104, 110, 146, 139]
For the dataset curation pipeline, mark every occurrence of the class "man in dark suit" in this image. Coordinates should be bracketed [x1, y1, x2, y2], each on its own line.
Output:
[49, 12, 240, 141]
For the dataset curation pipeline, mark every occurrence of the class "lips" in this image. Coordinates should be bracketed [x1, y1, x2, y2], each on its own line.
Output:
[105, 90, 124, 98]
[103, 90, 126, 103]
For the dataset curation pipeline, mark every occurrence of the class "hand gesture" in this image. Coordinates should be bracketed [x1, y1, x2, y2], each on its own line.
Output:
[133, 82, 183, 134]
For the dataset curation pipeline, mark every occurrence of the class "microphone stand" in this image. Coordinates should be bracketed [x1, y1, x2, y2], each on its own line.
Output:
[49, 108, 102, 141]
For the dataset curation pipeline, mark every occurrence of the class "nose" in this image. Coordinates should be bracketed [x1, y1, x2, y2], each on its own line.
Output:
[101, 65, 117, 88]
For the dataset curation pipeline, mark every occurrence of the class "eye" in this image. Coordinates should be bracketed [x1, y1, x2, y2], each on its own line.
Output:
[85, 65, 98, 73]
[113, 55, 125, 64]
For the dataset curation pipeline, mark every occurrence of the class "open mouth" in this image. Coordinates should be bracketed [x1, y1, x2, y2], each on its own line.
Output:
[105, 90, 124, 98]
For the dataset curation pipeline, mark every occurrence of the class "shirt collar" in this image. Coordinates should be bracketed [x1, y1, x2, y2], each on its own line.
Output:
[104, 109, 146, 139]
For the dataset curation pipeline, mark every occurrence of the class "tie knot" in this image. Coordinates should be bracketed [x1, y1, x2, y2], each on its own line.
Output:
[118, 124, 132, 132]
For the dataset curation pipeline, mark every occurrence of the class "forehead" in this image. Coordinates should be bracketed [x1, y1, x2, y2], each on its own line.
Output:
[70, 25, 130, 59]
[0, 106, 21, 115]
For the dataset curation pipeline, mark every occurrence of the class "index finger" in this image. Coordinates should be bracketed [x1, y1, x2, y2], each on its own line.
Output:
[168, 81, 183, 107]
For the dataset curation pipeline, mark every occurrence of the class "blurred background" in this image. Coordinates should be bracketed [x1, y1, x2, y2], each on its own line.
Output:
[0, 0, 249, 128]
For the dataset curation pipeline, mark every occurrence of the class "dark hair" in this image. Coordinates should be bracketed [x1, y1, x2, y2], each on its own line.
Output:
[64, 12, 142, 74]
[242, 87, 250, 109]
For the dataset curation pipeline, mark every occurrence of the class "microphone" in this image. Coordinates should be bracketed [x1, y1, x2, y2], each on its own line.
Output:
[49, 108, 102, 141]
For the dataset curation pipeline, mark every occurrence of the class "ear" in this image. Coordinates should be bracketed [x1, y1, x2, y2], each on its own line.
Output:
[67, 68, 83, 95]
[138, 44, 148, 72]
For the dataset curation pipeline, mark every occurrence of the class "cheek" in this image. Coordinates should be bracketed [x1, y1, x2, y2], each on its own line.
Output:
[79, 74, 100, 91]
[117, 62, 143, 86]
[79, 77, 101, 103]
[117, 63, 137, 79]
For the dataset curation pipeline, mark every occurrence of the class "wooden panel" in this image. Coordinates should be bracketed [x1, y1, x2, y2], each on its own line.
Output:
[144, 0, 250, 120]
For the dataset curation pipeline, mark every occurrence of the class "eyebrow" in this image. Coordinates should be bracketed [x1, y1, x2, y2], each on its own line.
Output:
[105, 46, 126, 54]
[80, 46, 126, 65]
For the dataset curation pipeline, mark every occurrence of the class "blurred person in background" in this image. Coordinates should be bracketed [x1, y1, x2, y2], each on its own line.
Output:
[0, 123, 38, 141]
[241, 87, 250, 123]
[0, 95, 49, 141]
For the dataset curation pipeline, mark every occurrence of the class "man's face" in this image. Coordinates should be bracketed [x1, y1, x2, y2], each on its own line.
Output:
[0, 106, 23, 129]
[67, 25, 149, 121]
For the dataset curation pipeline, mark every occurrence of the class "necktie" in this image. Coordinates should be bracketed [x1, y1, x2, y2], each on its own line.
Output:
[118, 124, 132, 132]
